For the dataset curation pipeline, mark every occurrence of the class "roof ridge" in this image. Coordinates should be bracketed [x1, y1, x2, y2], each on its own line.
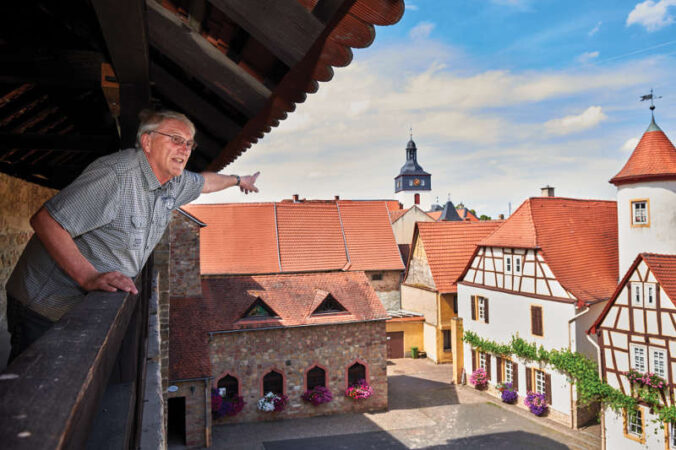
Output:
[273, 203, 282, 271]
[335, 201, 351, 265]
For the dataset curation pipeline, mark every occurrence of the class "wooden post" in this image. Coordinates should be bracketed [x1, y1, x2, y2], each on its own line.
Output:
[451, 317, 464, 384]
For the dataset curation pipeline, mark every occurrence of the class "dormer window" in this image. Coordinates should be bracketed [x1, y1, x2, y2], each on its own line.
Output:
[312, 294, 346, 315]
[242, 298, 277, 319]
[631, 200, 649, 226]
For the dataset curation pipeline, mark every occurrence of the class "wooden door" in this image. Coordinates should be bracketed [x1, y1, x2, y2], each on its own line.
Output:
[387, 331, 404, 359]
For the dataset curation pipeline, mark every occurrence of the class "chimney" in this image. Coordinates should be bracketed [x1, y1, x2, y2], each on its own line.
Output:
[292, 194, 299, 203]
[334, 195, 340, 200]
[540, 185, 555, 197]
[498, 214, 505, 220]
[414, 193, 420, 205]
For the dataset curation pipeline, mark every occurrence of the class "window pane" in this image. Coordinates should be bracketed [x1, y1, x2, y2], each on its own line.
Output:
[479, 353, 487, 370]
[633, 202, 647, 224]
[263, 371, 284, 395]
[348, 363, 366, 386]
[628, 409, 642, 436]
[443, 330, 451, 350]
[307, 366, 326, 390]
[505, 361, 512, 383]
[217, 375, 239, 400]
[652, 350, 666, 378]
[535, 370, 546, 395]
[632, 346, 646, 372]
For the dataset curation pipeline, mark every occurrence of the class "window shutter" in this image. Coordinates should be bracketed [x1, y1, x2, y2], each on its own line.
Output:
[526, 368, 532, 392]
[530, 306, 537, 335]
[536, 308, 543, 336]
[512, 362, 519, 390]
[545, 373, 552, 405]
[484, 299, 489, 324]
[471, 296, 476, 321]
[496, 357, 503, 383]
[472, 349, 476, 372]
[486, 354, 492, 381]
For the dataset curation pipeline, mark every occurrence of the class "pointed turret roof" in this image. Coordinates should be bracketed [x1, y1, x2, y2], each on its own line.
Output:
[398, 137, 430, 175]
[439, 200, 462, 221]
[610, 115, 676, 186]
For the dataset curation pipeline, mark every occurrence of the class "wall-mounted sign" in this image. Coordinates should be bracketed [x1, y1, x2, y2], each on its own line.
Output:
[168, 385, 179, 393]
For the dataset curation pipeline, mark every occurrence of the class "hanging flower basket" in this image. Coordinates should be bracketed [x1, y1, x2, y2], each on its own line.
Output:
[302, 386, 333, 406]
[345, 379, 374, 400]
[257, 392, 288, 412]
[211, 388, 245, 418]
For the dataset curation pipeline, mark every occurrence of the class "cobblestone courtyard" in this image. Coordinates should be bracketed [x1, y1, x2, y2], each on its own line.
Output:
[199, 359, 601, 450]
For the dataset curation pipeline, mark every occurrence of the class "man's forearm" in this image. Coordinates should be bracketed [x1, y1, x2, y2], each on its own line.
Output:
[30, 207, 98, 287]
[200, 172, 238, 194]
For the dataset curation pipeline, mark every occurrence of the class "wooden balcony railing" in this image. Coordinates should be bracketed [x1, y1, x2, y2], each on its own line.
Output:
[0, 258, 154, 450]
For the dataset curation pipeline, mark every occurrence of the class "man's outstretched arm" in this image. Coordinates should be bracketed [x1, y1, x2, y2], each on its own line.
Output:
[30, 207, 138, 294]
[200, 171, 260, 194]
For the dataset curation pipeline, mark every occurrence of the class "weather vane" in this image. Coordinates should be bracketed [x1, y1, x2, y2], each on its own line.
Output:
[409, 126, 413, 140]
[640, 88, 662, 111]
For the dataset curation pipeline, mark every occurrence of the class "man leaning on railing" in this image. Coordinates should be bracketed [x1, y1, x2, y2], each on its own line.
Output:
[5, 109, 260, 364]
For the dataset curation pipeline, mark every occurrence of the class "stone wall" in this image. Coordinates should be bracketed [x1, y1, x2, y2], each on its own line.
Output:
[209, 321, 388, 425]
[0, 173, 56, 365]
[155, 228, 171, 431]
[366, 270, 402, 311]
[168, 379, 210, 448]
[169, 211, 201, 297]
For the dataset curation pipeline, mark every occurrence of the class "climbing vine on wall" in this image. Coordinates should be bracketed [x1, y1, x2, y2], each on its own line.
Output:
[462, 330, 656, 417]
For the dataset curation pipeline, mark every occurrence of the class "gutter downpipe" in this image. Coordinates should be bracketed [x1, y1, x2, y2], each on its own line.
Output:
[567, 305, 590, 430]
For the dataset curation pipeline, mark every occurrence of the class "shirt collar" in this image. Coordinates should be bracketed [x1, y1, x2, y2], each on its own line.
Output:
[137, 149, 162, 191]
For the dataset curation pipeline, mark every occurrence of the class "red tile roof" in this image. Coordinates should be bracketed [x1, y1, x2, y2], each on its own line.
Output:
[457, 208, 479, 221]
[479, 197, 618, 305]
[183, 200, 403, 275]
[389, 208, 409, 223]
[610, 124, 676, 185]
[169, 271, 388, 380]
[427, 211, 442, 221]
[409, 221, 503, 293]
[589, 253, 676, 334]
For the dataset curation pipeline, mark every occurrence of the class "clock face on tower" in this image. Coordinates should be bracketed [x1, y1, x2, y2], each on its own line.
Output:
[413, 178, 421, 186]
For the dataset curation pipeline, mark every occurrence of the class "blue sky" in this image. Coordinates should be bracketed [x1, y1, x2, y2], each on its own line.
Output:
[199, 0, 676, 218]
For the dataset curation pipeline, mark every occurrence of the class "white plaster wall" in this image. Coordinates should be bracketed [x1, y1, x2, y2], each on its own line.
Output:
[617, 181, 676, 276]
[401, 284, 437, 325]
[574, 301, 607, 360]
[424, 323, 437, 362]
[396, 191, 433, 211]
[391, 207, 434, 245]
[458, 284, 575, 351]
[604, 406, 666, 450]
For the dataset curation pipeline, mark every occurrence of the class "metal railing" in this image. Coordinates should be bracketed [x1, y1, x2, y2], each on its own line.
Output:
[0, 258, 153, 450]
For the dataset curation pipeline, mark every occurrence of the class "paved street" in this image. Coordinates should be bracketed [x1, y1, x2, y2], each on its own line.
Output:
[207, 359, 601, 450]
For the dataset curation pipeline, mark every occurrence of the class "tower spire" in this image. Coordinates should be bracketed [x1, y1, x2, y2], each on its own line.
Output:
[641, 89, 663, 132]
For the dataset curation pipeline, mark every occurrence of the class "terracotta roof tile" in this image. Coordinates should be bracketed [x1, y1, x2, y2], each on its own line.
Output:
[427, 211, 442, 221]
[457, 208, 479, 221]
[169, 272, 388, 379]
[276, 203, 347, 272]
[182, 204, 280, 274]
[413, 221, 503, 293]
[610, 124, 676, 185]
[389, 208, 409, 223]
[184, 200, 403, 274]
[589, 253, 676, 334]
[480, 197, 618, 305]
[338, 201, 404, 271]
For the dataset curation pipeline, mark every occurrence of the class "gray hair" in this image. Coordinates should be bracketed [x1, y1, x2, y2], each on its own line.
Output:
[136, 109, 196, 148]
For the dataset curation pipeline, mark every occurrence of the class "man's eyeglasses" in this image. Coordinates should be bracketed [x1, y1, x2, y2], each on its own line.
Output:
[150, 130, 197, 151]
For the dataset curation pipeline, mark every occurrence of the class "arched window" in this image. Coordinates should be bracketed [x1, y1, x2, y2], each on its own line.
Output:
[348, 362, 366, 386]
[263, 370, 284, 395]
[307, 366, 326, 390]
[217, 374, 238, 400]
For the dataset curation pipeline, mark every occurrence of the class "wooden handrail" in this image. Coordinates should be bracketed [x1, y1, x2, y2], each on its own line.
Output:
[0, 262, 152, 450]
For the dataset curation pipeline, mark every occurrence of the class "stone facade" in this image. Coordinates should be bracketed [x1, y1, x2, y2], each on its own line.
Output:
[0, 173, 56, 366]
[210, 321, 388, 425]
[167, 379, 211, 448]
[169, 211, 201, 297]
[366, 270, 402, 311]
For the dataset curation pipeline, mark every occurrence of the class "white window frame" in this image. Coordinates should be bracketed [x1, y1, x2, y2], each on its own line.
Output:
[630, 344, 647, 372]
[650, 347, 667, 379]
[504, 359, 513, 384]
[534, 369, 546, 395]
[631, 283, 643, 307]
[514, 255, 523, 275]
[632, 201, 648, 226]
[645, 283, 656, 308]
[627, 408, 643, 437]
[504, 254, 512, 274]
[478, 352, 487, 370]
[478, 297, 486, 321]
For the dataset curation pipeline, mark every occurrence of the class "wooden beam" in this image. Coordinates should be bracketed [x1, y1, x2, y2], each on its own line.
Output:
[91, 0, 151, 147]
[0, 133, 116, 151]
[208, 0, 324, 67]
[313, 0, 353, 24]
[0, 50, 103, 87]
[146, 0, 271, 118]
[150, 63, 240, 142]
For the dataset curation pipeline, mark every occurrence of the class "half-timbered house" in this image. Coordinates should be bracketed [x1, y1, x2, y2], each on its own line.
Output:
[457, 195, 618, 428]
[588, 112, 676, 449]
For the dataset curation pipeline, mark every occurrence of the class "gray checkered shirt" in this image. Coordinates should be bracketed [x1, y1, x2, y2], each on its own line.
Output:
[7, 148, 204, 321]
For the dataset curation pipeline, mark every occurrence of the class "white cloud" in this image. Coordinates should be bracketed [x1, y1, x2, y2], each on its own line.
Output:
[577, 51, 600, 63]
[621, 137, 640, 152]
[588, 21, 602, 36]
[406, 3, 419, 11]
[627, 0, 676, 31]
[409, 21, 435, 39]
[544, 106, 608, 135]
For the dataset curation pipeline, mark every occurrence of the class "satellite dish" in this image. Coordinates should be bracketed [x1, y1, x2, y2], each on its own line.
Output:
[168, 385, 179, 393]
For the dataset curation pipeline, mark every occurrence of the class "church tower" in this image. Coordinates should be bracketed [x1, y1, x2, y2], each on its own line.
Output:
[611, 106, 676, 275]
[394, 133, 431, 208]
